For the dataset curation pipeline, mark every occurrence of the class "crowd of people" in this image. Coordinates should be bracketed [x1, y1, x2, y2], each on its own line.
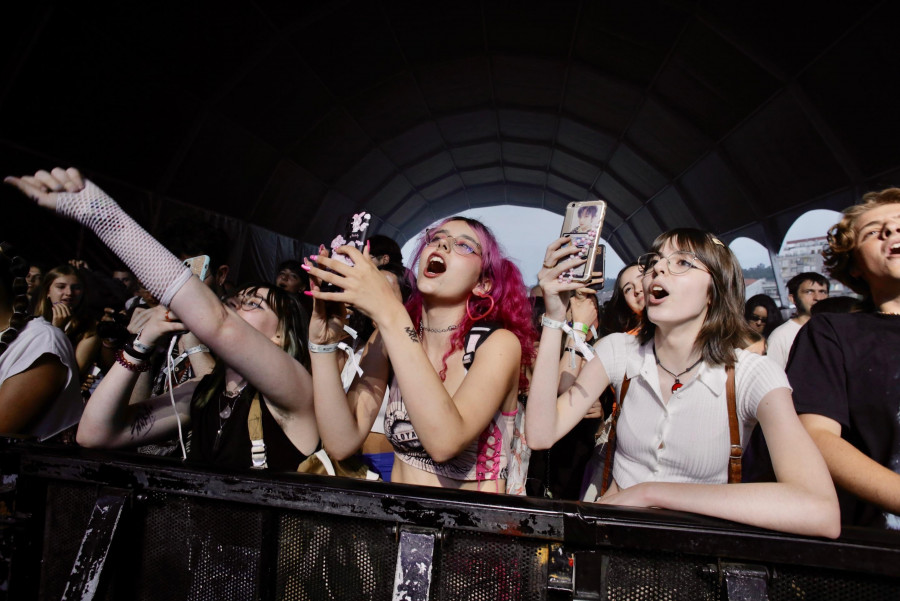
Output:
[2, 166, 899, 538]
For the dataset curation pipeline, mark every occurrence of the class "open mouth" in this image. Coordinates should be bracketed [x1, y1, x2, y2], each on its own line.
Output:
[889, 242, 900, 256]
[649, 284, 668, 300]
[425, 254, 446, 275]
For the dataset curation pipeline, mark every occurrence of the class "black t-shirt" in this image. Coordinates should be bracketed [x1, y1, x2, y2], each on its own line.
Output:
[788, 312, 900, 529]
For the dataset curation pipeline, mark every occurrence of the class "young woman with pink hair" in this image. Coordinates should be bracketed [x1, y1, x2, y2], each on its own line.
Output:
[304, 217, 536, 491]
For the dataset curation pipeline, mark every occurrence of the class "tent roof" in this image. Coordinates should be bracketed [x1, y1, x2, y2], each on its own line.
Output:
[3, 1, 899, 261]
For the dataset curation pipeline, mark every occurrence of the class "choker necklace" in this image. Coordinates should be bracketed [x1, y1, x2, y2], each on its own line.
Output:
[653, 345, 703, 393]
[419, 323, 459, 336]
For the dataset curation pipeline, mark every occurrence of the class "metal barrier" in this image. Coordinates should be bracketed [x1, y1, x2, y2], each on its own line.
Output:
[1, 438, 898, 600]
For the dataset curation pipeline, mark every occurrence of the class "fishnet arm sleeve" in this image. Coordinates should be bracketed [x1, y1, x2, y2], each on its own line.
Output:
[56, 180, 192, 306]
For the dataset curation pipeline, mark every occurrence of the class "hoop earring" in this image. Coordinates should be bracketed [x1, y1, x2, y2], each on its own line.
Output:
[466, 292, 495, 322]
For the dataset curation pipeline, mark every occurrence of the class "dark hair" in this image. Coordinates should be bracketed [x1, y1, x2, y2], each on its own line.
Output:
[601, 262, 643, 336]
[33, 264, 96, 342]
[810, 296, 863, 315]
[0, 243, 32, 357]
[577, 205, 598, 219]
[786, 272, 829, 298]
[368, 235, 403, 265]
[194, 282, 310, 410]
[743, 294, 784, 338]
[276, 259, 309, 291]
[824, 188, 900, 298]
[638, 229, 754, 367]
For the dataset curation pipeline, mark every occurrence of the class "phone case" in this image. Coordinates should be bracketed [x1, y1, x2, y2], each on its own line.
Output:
[560, 200, 607, 283]
[183, 255, 210, 282]
[330, 212, 372, 267]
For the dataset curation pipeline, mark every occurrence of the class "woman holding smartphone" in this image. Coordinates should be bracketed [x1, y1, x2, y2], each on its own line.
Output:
[5, 168, 318, 470]
[526, 228, 840, 537]
[303, 216, 535, 491]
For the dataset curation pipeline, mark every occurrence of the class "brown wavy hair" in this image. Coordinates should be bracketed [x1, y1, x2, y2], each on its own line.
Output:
[823, 188, 900, 298]
[33, 264, 96, 343]
[638, 229, 754, 367]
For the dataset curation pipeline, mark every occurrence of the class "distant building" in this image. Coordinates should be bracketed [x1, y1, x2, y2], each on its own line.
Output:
[743, 236, 855, 306]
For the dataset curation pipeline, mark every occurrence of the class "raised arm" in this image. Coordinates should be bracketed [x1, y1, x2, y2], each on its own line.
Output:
[5, 168, 312, 414]
[307, 247, 521, 462]
[76, 307, 191, 448]
[526, 237, 610, 449]
[0, 355, 68, 434]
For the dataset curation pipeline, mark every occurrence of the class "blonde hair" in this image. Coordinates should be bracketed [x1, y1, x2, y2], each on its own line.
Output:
[824, 188, 900, 297]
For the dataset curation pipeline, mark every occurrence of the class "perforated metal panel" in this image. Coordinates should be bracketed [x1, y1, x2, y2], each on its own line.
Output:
[276, 511, 396, 601]
[438, 530, 548, 601]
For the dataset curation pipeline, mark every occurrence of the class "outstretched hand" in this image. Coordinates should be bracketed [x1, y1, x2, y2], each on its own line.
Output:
[4, 167, 85, 211]
[303, 246, 348, 346]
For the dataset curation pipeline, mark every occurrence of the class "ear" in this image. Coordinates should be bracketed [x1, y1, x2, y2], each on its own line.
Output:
[473, 279, 492, 296]
[787, 293, 795, 306]
[215, 265, 229, 288]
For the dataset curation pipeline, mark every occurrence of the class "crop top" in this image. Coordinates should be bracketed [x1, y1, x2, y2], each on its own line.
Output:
[383, 323, 516, 483]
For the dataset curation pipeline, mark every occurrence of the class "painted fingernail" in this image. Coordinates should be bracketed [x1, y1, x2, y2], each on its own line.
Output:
[309, 255, 319, 261]
[300, 263, 311, 271]
[303, 291, 313, 296]
[365, 240, 370, 251]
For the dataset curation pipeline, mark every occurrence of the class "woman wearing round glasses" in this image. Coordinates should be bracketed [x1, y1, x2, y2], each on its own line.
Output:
[304, 217, 536, 491]
[527, 228, 839, 537]
[5, 168, 318, 470]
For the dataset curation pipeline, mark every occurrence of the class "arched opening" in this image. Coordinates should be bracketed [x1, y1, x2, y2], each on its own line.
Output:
[779, 209, 855, 298]
[730, 237, 781, 304]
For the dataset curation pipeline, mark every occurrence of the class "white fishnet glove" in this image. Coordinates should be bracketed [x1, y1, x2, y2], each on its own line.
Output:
[56, 180, 192, 306]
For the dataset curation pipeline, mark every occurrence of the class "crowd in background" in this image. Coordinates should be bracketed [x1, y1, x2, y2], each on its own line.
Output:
[1, 167, 899, 538]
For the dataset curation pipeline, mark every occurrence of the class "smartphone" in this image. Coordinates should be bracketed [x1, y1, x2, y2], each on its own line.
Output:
[560, 200, 607, 283]
[325, 212, 373, 290]
[183, 255, 210, 282]
[588, 244, 606, 291]
[329, 212, 372, 267]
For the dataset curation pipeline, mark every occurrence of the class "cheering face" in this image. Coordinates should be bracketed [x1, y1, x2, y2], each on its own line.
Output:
[416, 220, 484, 301]
[851, 202, 900, 295]
[232, 288, 282, 345]
[642, 240, 712, 331]
[275, 269, 304, 293]
[47, 274, 84, 309]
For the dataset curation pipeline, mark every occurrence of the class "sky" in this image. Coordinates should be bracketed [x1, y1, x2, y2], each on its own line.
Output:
[401, 206, 844, 287]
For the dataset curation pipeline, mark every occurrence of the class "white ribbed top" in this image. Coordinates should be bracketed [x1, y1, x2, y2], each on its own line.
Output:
[594, 333, 790, 487]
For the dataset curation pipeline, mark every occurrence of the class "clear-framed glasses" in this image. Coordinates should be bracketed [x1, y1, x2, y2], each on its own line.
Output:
[638, 251, 708, 276]
[424, 230, 482, 257]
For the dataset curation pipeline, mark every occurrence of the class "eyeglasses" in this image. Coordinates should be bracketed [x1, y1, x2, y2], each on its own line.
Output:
[229, 296, 266, 311]
[424, 231, 482, 257]
[748, 315, 766, 323]
[638, 251, 708, 277]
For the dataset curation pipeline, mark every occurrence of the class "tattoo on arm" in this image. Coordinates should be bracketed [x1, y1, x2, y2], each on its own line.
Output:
[130, 404, 156, 439]
[404, 327, 419, 343]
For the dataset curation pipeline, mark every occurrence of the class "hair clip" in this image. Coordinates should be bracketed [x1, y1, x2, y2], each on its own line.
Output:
[710, 236, 725, 247]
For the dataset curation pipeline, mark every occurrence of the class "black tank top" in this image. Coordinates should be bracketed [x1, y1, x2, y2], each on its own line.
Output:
[188, 377, 312, 471]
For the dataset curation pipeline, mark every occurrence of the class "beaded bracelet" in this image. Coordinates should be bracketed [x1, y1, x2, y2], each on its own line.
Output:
[308, 340, 339, 353]
[115, 348, 151, 372]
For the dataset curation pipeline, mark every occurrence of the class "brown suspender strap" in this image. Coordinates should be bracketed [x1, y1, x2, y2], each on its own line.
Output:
[600, 376, 630, 496]
[725, 366, 741, 483]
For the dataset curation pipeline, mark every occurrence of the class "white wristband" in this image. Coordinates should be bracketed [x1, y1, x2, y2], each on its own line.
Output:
[308, 341, 339, 353]
[541, 314, 566, 330]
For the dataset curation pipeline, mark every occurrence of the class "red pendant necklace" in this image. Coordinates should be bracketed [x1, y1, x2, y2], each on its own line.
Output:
[653, 345, 703, 393]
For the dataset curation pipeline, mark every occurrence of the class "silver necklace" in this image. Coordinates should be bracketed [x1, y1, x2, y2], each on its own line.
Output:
[419, 323, 459, 336]
[213, 383, 247, 452]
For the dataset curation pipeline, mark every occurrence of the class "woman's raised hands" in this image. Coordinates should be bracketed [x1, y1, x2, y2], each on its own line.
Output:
[5, 167, 85, 211]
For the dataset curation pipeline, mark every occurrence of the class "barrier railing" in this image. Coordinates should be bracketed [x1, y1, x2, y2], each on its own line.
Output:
[1, 437, 898, 600]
